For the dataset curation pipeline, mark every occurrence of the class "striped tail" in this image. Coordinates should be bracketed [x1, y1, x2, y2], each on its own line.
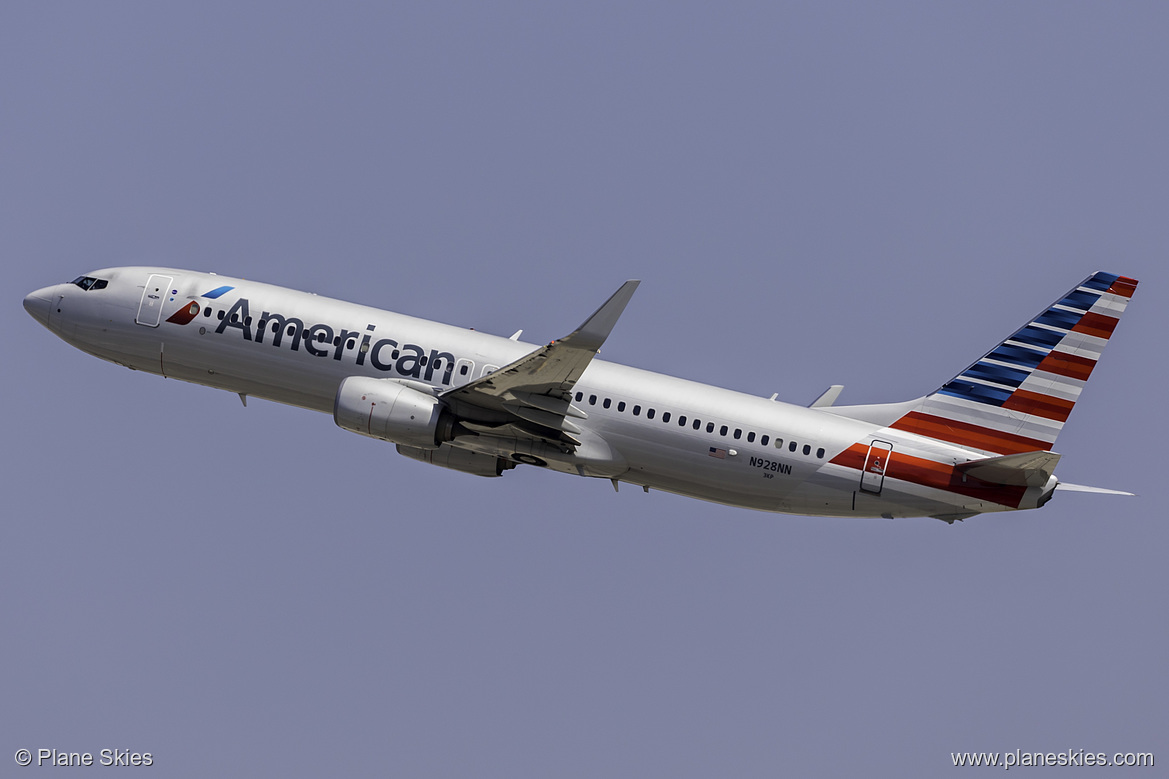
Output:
[889, 271, 1138, 455]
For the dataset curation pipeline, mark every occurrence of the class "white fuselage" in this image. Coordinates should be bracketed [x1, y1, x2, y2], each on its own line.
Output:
[25, 266, 1045, 519]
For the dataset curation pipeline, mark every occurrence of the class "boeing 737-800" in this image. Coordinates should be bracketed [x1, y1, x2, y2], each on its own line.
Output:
[24, 268, 1137, 522]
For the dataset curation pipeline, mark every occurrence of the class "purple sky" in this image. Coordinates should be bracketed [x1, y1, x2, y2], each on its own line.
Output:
[3, 2, 1166, 775]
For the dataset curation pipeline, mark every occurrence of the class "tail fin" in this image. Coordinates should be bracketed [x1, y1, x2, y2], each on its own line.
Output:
[886, 271, 1138, 455]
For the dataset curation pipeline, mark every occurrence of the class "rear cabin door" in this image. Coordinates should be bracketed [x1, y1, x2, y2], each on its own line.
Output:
[859, 440, 893, 495]
[136, 274, 173, 327]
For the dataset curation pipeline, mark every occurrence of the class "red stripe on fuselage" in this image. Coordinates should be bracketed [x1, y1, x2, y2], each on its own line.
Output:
[830, 443, 1027, 508]
[889, 411, 1052, 454]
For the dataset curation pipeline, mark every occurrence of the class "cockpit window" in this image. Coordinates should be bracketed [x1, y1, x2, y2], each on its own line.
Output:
[70, 276, 108, 291]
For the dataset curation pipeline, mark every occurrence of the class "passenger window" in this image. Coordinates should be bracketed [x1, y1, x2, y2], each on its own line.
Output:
[633, 405, 641, 416]
[761, 435, 769, 446]
[789, 441, 798, 452]
[287, 324, 296, 335]
[617, 401, 626, 412]
[603, 398, 611, 409]
[706, 422, 715, 433]
[205, 308, 213, 317]
[392, 350, 400, 359]
[575, 392, 583, 402]
[461, 365, 470, 375]
[816, 447, 825, 458]
[218, 310, 225, 320]
[662, 412, 671, 423]
[720, 425, 728, 436]
[803, 444, 811, 455]
[733, 429, 742, 440]
[589, 394, 597, 405]
[678, 415, 686, 426]
[647, 409, 656, 420]
[245, 316, 252, 326]
[692, 419, 701, 430]
[747, 431, 756, 443]
[775, 438, 783, 449]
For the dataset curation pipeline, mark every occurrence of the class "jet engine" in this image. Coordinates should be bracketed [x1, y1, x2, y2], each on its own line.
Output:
[396, 444, 513, 477]
[334, 376, 459, 449]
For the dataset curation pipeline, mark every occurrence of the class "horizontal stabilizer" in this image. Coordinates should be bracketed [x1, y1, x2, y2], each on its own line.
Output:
[1055, 482, 1136, 497]
[956, 450, 1061, 487]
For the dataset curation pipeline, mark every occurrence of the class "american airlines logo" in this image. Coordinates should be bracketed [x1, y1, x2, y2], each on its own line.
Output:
[173, 294, 460, 385]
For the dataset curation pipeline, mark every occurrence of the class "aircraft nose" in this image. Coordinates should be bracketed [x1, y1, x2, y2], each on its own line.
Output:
[23, 287, 54, 326]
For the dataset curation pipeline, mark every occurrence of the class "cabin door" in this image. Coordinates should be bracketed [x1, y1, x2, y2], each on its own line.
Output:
[859, 440, 893, 495]
[136, 274, 173, 327]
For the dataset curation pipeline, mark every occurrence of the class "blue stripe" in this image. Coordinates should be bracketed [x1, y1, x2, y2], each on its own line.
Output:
[1081, 272, 1118, 292]
[202, 285, 235, 299]
[987, 343, 1047, 369]
[1034, 308, 1082, 331]
[1058, 289, 1100, 311]
[1010, 325, 1065, 349]
[938, 380, 1012, 406]
[962, 361, 1030, 387]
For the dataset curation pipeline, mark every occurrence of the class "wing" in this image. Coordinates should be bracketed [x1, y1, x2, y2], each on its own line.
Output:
[441, 280, 640, 449]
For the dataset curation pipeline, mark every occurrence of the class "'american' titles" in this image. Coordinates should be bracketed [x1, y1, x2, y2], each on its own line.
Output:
[214, 297, 458, 384]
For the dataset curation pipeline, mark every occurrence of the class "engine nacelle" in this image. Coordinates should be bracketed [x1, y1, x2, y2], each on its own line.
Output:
[396, 444, 513, 477]
[334, 377, 457, 449]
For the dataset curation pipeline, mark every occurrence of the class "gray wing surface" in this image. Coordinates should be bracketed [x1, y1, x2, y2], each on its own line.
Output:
[441, 280, 639, 449]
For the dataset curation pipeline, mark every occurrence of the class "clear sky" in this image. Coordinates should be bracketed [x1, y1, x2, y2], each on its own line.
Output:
[3, 2, 1166, 775]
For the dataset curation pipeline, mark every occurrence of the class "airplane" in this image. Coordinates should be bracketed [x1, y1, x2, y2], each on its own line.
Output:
[24, 267, 1137, 522]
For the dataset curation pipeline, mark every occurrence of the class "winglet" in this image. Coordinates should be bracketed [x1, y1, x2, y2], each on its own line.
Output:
[809, 385, 844, 408]
[562, 280, 640, 351]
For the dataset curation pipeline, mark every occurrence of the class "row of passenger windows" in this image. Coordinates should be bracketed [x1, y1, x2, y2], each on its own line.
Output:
[573, 391, 827, 458]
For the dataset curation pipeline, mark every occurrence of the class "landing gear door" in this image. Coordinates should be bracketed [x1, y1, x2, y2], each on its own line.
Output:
[860, 440, 893, 495]
[136, 274, 173, 327]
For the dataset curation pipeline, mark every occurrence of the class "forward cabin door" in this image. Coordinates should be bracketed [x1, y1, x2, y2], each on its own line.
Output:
[136, 274, 173, 327]
[859, 440, 893, 494]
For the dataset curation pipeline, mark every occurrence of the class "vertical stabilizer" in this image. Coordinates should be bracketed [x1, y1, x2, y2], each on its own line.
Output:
[887, 271, 1138, 454]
